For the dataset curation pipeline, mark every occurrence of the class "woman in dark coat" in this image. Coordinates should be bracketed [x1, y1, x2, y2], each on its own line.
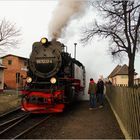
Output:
[97, 79, 104, 108]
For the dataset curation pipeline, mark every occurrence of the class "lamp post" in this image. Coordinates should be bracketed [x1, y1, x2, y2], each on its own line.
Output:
[74, 43, 77, 59]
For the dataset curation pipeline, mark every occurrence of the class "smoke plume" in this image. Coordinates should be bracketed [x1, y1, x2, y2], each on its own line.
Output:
[48, 0, 86, 39]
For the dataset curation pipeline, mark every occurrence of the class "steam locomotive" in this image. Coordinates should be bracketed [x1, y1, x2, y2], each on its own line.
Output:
[21, 38, 85, 113]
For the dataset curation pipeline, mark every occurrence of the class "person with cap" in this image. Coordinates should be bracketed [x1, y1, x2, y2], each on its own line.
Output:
[88, 78, 97, 110]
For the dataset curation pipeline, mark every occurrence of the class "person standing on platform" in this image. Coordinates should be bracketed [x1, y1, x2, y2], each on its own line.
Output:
[88, 78, 97, 110]
[97, 78, 104, 108]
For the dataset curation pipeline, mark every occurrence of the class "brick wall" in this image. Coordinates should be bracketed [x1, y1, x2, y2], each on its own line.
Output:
[0, 68, 4, 91]
[2, 55, 28, 89]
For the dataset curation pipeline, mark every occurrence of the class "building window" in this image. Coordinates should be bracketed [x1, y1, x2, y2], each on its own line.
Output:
[8, 60, 12, 65]
[121, 75, 127, 79]
[114, 78, 116, 84]
[24, 61, 27, 66]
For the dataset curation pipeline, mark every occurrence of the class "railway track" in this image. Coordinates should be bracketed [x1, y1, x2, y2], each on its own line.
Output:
[0, 107, 25, 124]
[0, 108, 52, 139]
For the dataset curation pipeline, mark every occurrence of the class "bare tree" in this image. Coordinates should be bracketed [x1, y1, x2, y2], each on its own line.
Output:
[81, 0, 140, 87]
[0, 18, 21, 52]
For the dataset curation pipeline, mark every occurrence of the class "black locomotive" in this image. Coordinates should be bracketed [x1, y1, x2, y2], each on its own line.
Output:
[21, 38, 85, 113]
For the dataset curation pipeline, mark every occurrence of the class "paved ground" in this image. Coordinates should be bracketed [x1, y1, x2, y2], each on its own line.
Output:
[0, 90, 125, 139]
[0, 91, 20, 114]
[25, 100, 125, 139]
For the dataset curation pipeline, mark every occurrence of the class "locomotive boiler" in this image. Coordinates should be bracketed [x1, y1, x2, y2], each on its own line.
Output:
[21, 38, 85, 113]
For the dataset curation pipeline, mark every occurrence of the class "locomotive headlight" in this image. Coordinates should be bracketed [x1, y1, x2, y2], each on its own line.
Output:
[41, 37, 48, 44]
[50, 77, 56, 84]
[26, 77, 32, 83]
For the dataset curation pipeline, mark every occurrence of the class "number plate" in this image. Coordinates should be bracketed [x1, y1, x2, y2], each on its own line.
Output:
[36, 59, 53, 64]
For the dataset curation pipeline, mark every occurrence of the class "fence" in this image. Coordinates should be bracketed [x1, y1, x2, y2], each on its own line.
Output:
[106, 86, 140, 139]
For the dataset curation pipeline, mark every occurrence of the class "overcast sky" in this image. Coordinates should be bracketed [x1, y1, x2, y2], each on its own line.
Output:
[0, 0, 140, 84]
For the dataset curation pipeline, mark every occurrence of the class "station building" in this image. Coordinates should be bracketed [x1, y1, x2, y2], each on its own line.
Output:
[1, 54, 28, 89]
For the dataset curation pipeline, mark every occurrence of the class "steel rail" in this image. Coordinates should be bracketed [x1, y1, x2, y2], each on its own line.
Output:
[0, 114, 27, 127]
[0, 113, 30, 135]
[13, 114, 52, 139]
[0, 107, 21, 118]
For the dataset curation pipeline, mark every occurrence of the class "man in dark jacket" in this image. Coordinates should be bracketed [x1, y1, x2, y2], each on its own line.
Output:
[97, 78, 104, 108]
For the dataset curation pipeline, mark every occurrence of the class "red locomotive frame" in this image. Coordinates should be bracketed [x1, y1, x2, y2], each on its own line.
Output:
[21, 78, 84, 113]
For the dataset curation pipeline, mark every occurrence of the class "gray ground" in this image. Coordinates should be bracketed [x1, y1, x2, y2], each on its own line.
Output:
[24, 100, 125, 139]
[0, 90, 20, 114]
[0, 91, 124, 139]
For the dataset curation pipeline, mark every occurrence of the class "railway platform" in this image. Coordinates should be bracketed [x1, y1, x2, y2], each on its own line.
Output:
[53, 100, 125, 139]
[68, 100, 125, 139]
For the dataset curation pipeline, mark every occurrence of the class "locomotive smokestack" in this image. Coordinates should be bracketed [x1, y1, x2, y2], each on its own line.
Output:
[48, 0, 86, 40]
[74, 43, 77, 59]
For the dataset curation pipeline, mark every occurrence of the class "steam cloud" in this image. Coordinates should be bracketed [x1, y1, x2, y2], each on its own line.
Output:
[48, 0, 86, 39]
